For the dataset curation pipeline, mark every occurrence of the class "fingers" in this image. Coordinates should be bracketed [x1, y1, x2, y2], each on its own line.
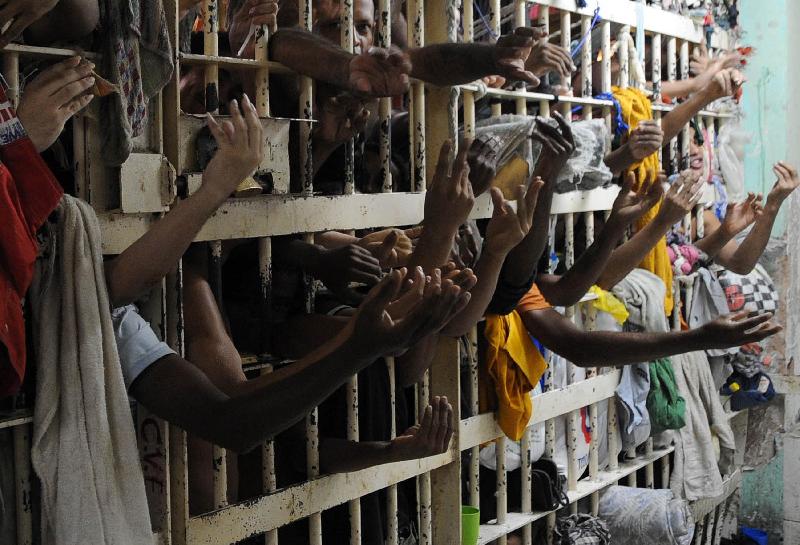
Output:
[241, 94, 262, 153]
[59, 94, 94, 119]
[743, 323, 783, 343]
[228, 98, 248, 146]
[525, 176, 544, 211]
[434, 396, 451, 450]
[206, 113, 229, 145]
[51, 73, 96, 109]
[30, 56, 87, 93]
[433, 139, 453, 185]
[490, 187, 508, 219]
[420, 404, 434, 442]
[452, 138, 473, 191]
[361, 269, 404, 313]
[621, 171, 635, 194]
[376, 229, 400, 264]
[734, 312, 773, 331]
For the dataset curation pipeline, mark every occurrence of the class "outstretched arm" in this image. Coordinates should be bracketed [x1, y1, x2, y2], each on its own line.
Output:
[538, 173, 663, 306]
[319, 396, 454, 473]
[270, 28, 411, 97]
[714, 163, 799, 274]
[131, 270, 467, 452]
[441, 180, 543, 336]
[596, 172, 703, 291]
[497, 112, 574, 288]
[105, 98, 263, 307]
[523, 307, 781, 368]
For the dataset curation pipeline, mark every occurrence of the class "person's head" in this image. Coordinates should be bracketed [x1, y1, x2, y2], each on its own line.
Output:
[314, 0, 376, 53]
[688, 125, 711, 181]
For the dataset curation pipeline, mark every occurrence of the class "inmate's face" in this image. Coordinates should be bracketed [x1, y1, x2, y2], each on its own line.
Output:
[688, 126, 710, 180]
[314, 0, 376, 53]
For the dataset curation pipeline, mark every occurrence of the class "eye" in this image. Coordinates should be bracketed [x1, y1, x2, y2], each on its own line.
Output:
[356, 23, 372, 35]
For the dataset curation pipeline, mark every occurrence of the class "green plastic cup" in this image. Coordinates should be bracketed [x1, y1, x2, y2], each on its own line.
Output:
[462, 505, 480, 545]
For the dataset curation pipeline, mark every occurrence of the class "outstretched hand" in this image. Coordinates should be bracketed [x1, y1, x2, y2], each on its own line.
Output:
[349, 46, 412, 97]
[608, 172, 664, 228]
[655, 170, 704, 227]
[391, 396, 454, 460]
[626, 120, 664, 161]
[531, 111, 575, 180]
[349, 268, 471, 359]
[492, 27, 543, 85]
[484, 178, 544, 257]
[525, 34, 575, 80]
[202, 95, 264, 201]
[767, 162, 799, 205]
[424, 139, 476, 234]
[720, 193, 763, 237]
[700, 311, 782, 350]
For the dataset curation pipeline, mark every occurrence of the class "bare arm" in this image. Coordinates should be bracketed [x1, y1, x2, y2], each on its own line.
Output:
[596, 173, 703, 291]
[407, 27, 540, 87]
[538, 173, 662, 306]
[522, 308, 781, 368]
[270, 28, 410, 97]
[106, 98, 263, 308]
[441, 180, 542, 336]
[319, 396, 453, 473]
[715, 163, 799, 274]
[499, 112, 574, 287]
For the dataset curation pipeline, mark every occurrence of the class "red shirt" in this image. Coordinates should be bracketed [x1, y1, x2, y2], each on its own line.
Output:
[0, 86, 63, 397]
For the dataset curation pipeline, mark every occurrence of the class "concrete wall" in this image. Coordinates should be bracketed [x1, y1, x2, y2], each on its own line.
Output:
[740, 0, 791, 233]
[737, 2, 800, 541]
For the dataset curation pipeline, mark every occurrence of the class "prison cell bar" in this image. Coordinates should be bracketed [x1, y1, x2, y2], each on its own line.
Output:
[408, 0, 426, 191]
[299, 0, 314, 195]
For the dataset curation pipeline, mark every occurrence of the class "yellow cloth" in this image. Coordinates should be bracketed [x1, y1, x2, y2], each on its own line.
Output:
[481, 311, 548, 441]
[612, 86, 674, 314]
[588, 285, 629, 325]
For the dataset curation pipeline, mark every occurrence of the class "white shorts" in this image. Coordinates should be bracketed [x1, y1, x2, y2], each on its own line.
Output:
[111, 305, 176, 390]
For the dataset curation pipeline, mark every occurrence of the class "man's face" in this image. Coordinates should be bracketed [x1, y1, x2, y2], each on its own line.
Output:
[688, 126, 709, 179]
[315, 0, 375, 53]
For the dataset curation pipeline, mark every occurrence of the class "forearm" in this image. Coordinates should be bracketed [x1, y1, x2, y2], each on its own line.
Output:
[315, 230, 358, 249]
[721, 203, 780, 274]
[396, 335, 439, 388]
[596, 218, 671, 290]
[320, 438, 397, 473]
[106, 188, 224, 307]
[281, 239, 324, 271]
[270, 28, 353, 88]
[500, 188, 554, 286]
[312, 138, 345, 176]
[407, 43, 496, 86]
[657, 79, 699, 100]
[694, 225, 735, 261]
[661, 90, 712, 142]
[407, 228, 456, 271]
[440, 249, 505, 337]
[604, 144, 637, 176]
[538, 221, 626, 306]
[556, 329, 706, 367]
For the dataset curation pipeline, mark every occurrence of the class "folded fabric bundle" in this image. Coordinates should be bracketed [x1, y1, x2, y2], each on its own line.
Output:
[473, 115, 612, 195]
[599, 486, 694, 545]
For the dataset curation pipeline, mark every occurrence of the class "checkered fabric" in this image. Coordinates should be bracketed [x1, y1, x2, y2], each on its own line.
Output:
[717, 264, 778, 315]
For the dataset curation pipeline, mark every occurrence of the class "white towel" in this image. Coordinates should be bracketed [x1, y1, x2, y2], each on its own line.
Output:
[670, 350, 735, 501]
[29, 196, 154, 545]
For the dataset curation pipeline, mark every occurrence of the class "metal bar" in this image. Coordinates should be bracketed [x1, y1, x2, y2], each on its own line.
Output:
[469, 329, 481, 509]
[13, 425, 32, 545]
[667, 36, 678, 173]
[377, 0, 393, 192]
[386, 357, 399, 545]
[496, 435, 508, 545]
[298, 0, 314, 195]
[417, 372, 432, 545]
[490, 0, 502, 117]
[408, 0, 426, 190]
[257, 238, 278, 545]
